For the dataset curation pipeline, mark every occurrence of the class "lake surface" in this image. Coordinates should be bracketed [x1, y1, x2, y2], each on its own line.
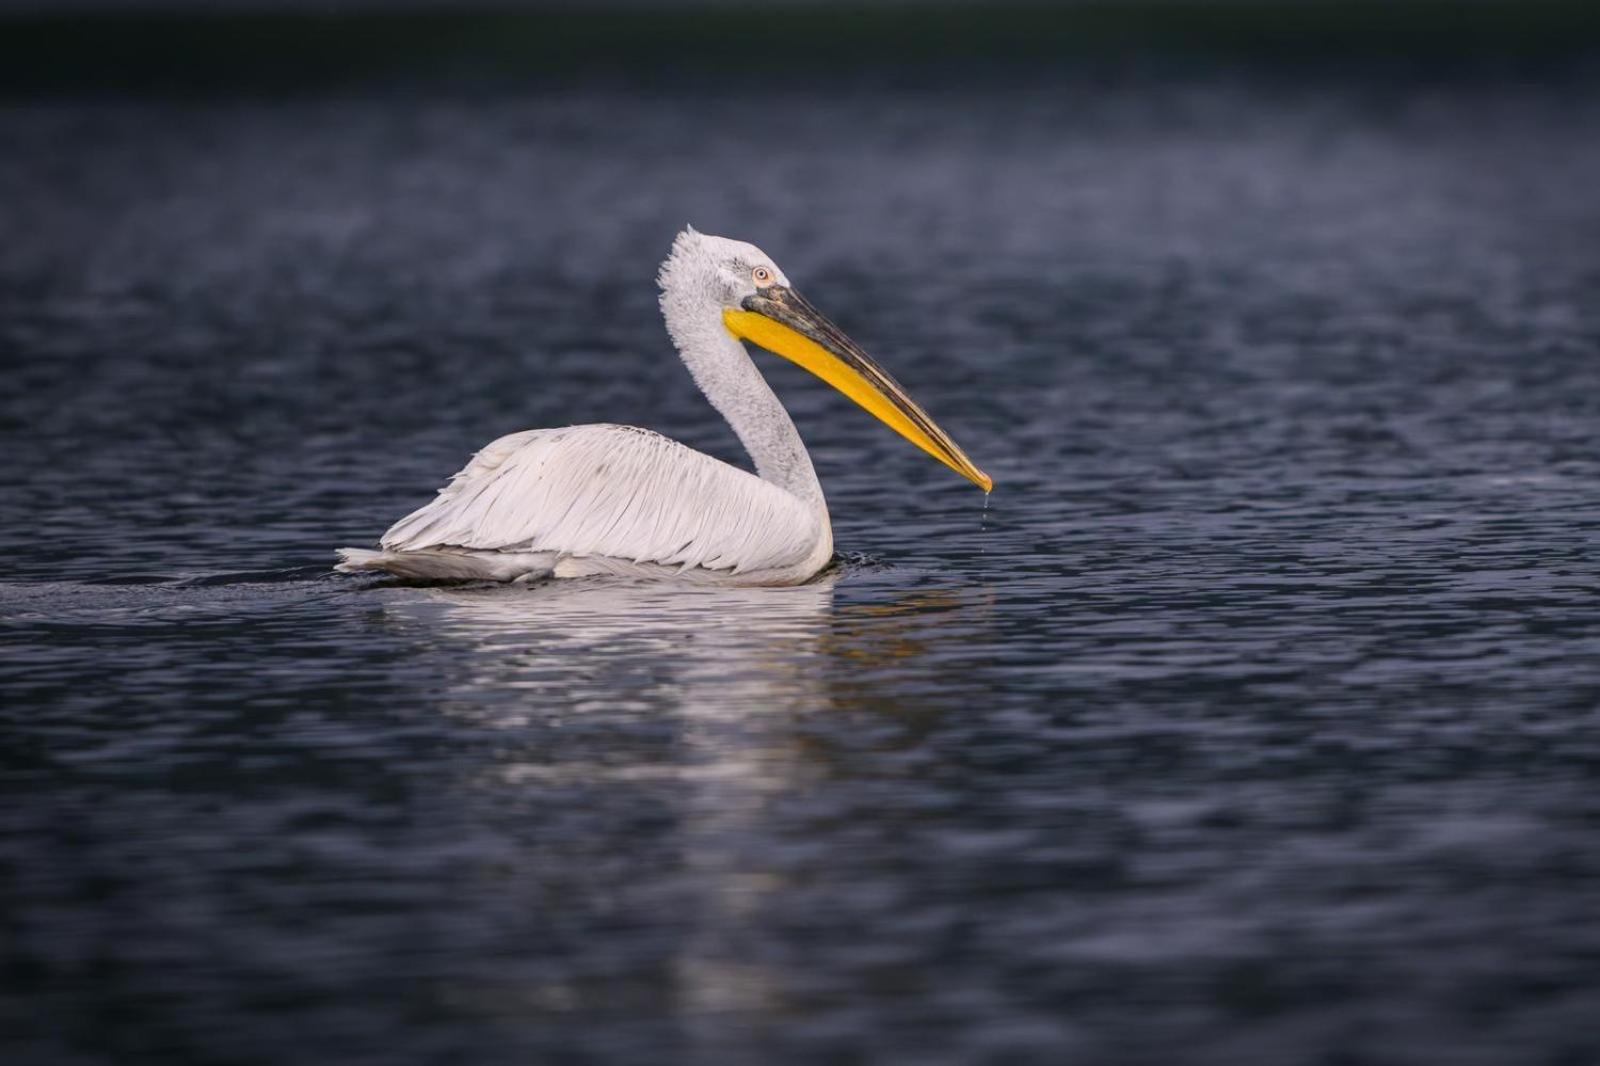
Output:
[3, 79, 1599, 1064]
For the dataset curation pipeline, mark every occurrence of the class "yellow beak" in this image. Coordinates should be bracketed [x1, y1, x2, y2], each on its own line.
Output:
[723, 287, 992, 492]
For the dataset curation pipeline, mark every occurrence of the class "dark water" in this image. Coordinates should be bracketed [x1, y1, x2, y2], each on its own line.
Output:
[3, 81, 1600, 1064]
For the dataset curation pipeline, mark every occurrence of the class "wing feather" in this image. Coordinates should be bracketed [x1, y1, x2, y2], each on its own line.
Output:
[381, 425, 820, 575]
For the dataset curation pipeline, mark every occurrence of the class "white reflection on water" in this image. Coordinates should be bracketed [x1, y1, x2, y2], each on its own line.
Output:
[375, 572, 994, 1028]
[383, 575, 839, 722]
[377, 571, 995, 727]
[380, 577, 841, 1019]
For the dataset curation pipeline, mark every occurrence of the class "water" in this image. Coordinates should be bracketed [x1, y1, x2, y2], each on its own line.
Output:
[3, 80, 1600, 1064]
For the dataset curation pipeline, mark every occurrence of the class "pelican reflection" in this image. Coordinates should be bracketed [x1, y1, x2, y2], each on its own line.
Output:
[372, 574, 994, 1025]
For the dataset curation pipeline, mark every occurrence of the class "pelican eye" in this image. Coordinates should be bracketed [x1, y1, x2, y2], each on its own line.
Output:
[752, 265, 774, 286]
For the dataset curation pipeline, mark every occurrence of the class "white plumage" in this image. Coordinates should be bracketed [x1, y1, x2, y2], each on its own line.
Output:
[337, 227, 988, 587]
[339, 230, 833, 586]
[339, 424, 828, 585]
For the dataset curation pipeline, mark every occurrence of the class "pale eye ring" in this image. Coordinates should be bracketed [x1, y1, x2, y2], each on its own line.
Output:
[752, 266, 773, 285]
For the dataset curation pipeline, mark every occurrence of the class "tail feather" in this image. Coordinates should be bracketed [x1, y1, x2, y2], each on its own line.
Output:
[335, 548, 385, 572]
[334, 547, 554, 583]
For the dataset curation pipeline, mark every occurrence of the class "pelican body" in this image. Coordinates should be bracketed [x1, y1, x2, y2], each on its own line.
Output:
[337, 229, 990, 586]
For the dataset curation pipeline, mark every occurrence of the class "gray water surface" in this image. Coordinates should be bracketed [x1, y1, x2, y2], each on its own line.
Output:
[3, 82, 1600, 1064]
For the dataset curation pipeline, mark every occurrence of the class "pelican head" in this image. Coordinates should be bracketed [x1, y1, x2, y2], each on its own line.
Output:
[658, 227, 992, 492]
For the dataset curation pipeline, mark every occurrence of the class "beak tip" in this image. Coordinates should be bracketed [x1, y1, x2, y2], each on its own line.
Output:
[974, 471, 994, 493]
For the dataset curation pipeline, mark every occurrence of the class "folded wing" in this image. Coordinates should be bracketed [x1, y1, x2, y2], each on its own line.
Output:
[381, 424, 820, 575]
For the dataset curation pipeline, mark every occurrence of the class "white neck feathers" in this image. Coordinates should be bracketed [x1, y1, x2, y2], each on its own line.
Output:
[657, 235, 824, 508]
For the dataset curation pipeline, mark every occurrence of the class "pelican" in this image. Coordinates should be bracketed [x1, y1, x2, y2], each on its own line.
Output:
[336, 228, 991, 586]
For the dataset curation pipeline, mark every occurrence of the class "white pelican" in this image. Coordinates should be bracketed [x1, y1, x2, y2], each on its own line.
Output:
[336, 228, 991, 586]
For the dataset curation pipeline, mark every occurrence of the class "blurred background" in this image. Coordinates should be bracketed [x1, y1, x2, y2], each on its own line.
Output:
[3, 2, 1599, 1065]
[4, 0, 1600, 91]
